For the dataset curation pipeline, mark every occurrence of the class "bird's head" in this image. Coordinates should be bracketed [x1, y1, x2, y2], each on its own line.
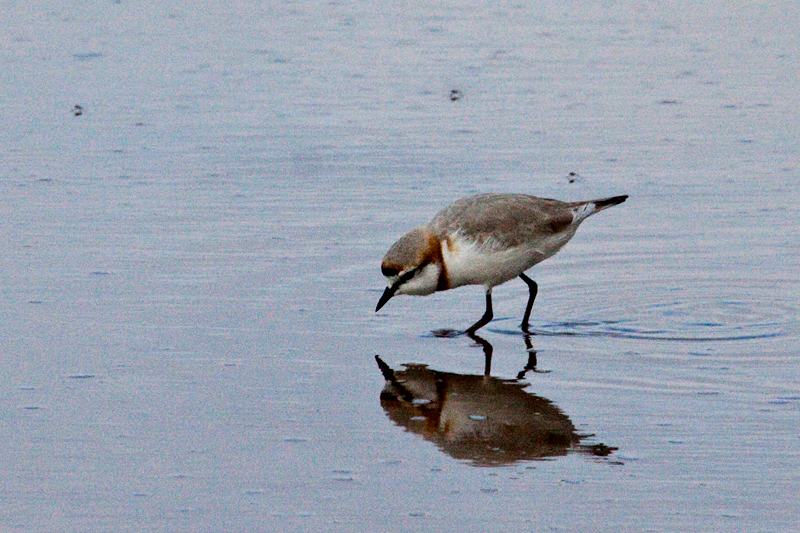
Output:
[376, 228, 442, 311]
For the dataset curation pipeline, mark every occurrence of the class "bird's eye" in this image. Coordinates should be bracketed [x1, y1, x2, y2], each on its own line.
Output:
[382, 266, 399, 277]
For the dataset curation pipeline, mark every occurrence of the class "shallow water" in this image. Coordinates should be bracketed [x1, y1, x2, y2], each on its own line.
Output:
[3, 1, 799, 532]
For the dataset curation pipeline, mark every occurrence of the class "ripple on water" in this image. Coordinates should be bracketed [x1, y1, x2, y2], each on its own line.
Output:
[499, 278, 799, 343]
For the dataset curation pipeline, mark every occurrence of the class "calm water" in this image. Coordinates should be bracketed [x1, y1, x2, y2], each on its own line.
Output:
[3, 1, 799, 532]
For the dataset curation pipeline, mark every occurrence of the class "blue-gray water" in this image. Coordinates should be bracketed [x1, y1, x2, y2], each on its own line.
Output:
[2, 1, 799, 532]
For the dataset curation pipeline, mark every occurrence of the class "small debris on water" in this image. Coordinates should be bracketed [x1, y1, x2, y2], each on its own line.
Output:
[567, 171, 583, 183]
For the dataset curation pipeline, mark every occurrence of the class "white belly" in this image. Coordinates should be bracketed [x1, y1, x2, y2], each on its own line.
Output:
[441, 232, 574, 289]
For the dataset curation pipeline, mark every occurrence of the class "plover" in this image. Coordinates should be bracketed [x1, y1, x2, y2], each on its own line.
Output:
[376, 193, 628, 333]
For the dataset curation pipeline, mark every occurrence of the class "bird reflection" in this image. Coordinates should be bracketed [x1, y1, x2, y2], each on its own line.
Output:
[375, 335, 617, 466]
[432, 329, 546, 377]
[469, 331, 546, 378]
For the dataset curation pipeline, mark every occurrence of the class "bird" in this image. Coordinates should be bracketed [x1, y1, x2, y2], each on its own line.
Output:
[375, 193, 628, 334]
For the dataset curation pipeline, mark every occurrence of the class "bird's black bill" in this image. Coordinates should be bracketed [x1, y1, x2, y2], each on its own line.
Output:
[375, 285, 397, 312]
[375, 268, 418, 312]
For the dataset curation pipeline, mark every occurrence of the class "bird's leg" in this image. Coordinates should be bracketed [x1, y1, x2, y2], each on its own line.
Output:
[519, 273, 538, 332]
[465, 288, 493, 334]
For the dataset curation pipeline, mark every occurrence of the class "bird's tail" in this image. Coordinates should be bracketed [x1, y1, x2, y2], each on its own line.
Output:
[593, 195, 628, 211]
[571, 195, 628, 222]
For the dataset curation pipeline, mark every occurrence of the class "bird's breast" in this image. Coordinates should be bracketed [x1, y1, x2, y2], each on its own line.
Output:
[440, 232, 571, 289]
[440, 236, 523, 289]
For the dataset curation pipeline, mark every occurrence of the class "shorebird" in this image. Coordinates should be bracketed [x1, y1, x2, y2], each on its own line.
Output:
[375, 193, 627, 334]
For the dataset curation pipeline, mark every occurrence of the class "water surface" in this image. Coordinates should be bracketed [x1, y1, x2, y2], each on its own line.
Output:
[2, 1, 799, 532]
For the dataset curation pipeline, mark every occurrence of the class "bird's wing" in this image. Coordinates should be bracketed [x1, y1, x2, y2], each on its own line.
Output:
[428, 194, 575, 248]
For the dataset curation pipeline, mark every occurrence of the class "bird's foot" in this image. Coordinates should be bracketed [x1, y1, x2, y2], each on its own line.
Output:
[430, 328, 463, 338]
